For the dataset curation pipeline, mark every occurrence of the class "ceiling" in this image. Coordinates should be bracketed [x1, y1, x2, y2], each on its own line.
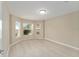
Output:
[6, 1, 79, 20]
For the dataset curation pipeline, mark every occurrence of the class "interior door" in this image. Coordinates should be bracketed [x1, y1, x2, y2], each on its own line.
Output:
[34, 21, 44, 39]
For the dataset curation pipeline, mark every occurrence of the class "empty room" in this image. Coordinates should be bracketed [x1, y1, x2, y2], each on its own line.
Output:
[0, 1, 79, 57]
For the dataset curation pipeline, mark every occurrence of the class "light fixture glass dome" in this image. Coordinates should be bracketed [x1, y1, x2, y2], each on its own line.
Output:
[39, 9, 48, 15]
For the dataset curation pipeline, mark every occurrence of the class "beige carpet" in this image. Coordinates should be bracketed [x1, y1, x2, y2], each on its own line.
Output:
[9, 39, 79, 57]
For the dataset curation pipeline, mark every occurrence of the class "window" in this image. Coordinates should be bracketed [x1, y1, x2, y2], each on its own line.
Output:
[23, 23, 33, 35]
[0, 20, 2, 39]
[16, 21, 21, 38]
[0, 20, 2, 49]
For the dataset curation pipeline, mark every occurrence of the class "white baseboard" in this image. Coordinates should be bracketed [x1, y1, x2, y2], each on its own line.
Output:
[9, 38, 79, 51]
[45, 38, 79, 51]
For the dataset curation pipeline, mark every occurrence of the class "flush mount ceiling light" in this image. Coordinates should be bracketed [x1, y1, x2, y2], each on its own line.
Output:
[39, 9, 48, 15]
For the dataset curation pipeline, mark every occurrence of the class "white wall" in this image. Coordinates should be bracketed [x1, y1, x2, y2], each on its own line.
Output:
[0, 2, 2, 19]
[2, 2, 10, 56]
[45, 11, 79, 48]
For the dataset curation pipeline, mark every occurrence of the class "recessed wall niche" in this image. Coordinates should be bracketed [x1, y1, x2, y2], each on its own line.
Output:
[35, 24, 41, 35]
[35, 24, 41, 30]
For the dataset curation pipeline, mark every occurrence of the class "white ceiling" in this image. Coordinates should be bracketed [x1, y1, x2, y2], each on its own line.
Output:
[6, 1, 79, 20]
